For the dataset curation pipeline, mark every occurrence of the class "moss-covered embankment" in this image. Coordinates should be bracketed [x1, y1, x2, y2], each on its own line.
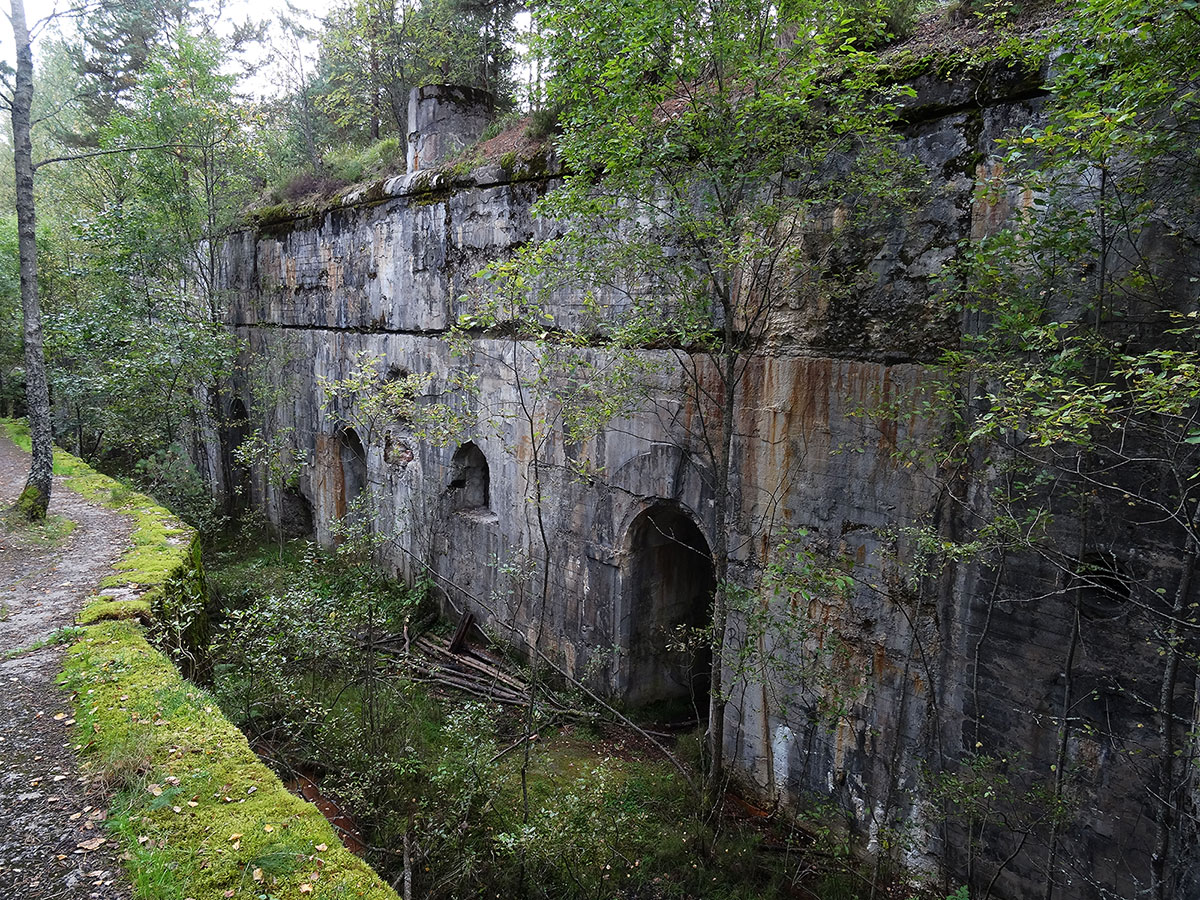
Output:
[1, 421, 399, 900]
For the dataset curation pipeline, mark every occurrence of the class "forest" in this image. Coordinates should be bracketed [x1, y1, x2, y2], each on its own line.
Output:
[1, 0, 1198, 899]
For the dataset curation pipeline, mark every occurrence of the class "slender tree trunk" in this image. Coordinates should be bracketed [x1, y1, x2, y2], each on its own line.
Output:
[705, 330, 737, 799]
[1042, 577, 1080, 900]
[1151, 517, 1198, 900]
[9, 0, 52, 521]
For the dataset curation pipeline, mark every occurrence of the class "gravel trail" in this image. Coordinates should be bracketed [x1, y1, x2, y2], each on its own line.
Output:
[0, 432, 134, 900]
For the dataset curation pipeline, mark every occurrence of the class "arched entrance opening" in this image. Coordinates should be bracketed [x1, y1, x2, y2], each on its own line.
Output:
[624, 503, 715, 720]
[225, 398, 251, 517]
[339, 427, 367, 515]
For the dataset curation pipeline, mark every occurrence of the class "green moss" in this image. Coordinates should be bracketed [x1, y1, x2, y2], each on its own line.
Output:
[248, 202, 319, 233]
[101, 506, 190, 590]
[78, 598, 153, 625]
[62, 621, 399, 900]
[442, 154, 481, 179]
[13, 482, 47, 520]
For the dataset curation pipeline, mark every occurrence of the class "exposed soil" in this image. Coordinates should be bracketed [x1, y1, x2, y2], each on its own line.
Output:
[886, 0, 1066, 57]
[471, 118, 551, 167]
[0, 433, 134, 900]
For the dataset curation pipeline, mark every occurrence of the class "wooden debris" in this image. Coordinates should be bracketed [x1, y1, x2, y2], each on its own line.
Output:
[372, 629, 573, 713]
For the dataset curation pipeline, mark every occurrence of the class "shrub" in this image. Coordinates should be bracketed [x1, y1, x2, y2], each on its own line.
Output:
[133, 444, 225, 536]
[526, 106, 560, 141]
[325, 136, 407, 185]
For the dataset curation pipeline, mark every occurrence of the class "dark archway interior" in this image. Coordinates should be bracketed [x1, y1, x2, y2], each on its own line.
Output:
[626, 504, 715, 718]
[448, 442, 489, 510]
[228, 398, 249, 449]
[226, 398, 251, 514]
[339, 427, 367, 512]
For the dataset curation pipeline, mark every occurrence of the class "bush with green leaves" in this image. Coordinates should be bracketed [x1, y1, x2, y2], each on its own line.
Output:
[132, 444, 226, 536]
[206, 534, 908, 899]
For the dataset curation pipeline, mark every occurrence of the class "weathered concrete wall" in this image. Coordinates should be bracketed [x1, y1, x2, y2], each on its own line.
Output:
[407, 84, 494, 174]
[212, 68, 1195, 900]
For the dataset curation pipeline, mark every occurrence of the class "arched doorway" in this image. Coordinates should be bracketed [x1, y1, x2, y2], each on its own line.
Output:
[226, 398, 250, 516]
[339, 427, 367, 515]
[624, 503, 715, 718]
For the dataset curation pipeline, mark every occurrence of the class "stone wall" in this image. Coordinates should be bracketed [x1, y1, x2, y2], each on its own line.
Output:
[212, 69, 1195, 900]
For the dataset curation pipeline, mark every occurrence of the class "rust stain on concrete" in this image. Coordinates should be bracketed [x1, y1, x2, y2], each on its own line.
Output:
[315, 433, 346, 521]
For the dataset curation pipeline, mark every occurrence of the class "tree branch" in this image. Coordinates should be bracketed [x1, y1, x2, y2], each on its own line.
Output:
[33, 142, 204, 170]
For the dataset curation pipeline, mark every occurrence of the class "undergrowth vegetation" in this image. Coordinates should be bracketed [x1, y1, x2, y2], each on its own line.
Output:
[204, 536, 914, 900]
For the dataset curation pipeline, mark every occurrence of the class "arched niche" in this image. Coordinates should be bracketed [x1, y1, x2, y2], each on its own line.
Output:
[623, 502, 715, 717]
[448, 441, 490, 512]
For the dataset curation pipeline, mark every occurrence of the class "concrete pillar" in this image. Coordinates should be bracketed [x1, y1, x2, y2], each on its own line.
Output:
[406, 84, 495, 174]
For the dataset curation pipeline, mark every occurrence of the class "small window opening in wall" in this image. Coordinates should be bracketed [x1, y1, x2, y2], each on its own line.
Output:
[384, 433, 414, 468]
[448, 442, 489, 511]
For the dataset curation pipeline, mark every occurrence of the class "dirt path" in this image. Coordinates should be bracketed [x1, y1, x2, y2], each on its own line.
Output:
[0, 433, 133, 900]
